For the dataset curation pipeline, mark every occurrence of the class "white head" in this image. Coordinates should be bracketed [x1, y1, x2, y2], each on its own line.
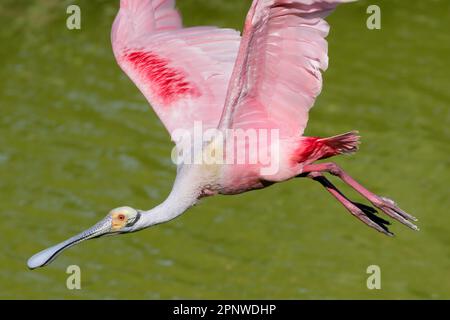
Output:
[27, 206, 143, 269]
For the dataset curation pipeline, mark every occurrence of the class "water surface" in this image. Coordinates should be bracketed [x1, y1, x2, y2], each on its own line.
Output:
[0, 0, 449, 299]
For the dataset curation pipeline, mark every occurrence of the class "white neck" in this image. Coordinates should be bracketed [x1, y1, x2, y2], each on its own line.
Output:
[134, 166, 203, 230]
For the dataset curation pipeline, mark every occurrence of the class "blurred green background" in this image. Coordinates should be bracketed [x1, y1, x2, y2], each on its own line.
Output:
[0, 0, 449, 299]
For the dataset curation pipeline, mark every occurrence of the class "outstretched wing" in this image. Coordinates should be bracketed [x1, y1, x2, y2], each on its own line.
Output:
[219, 0, 354, 138]
[112, 0, 241, 136]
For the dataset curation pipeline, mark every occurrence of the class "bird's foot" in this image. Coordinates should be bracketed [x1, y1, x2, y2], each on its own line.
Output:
[302, 162, 418, 234]
[370, 196, 419, 231]
[344, 201, 393, 236]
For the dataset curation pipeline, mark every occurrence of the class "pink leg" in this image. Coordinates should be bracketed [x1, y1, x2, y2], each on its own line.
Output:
[302, 162, 418, 231]
[305, 172, 393, 235]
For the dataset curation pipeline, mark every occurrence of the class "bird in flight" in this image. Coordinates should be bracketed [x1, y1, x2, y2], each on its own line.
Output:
[28, 0, 418, 269]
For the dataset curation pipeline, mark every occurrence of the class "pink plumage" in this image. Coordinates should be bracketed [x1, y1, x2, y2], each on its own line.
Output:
[110, 0, 417, 235]
[112, 0, 241, 133]
[220, 0, 337, 137]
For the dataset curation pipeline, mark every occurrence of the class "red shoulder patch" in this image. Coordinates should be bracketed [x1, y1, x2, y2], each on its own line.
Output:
[125, 51, 200, 104]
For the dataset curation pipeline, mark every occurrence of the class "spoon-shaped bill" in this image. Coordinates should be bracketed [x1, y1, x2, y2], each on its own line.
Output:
[27, 216, 112, 269]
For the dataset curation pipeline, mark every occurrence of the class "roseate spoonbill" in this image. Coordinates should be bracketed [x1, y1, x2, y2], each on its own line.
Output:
[28, 0, 418, 270]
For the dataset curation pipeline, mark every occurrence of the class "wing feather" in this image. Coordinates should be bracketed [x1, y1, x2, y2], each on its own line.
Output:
[112, 0, 241, 136]
[219, 0, 355, 137]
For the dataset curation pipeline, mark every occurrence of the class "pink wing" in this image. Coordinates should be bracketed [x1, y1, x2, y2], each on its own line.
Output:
[219, 0, 353, 138]
[112, 0, 241, 135]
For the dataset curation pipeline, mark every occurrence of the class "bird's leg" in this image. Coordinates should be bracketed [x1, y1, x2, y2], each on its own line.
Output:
[303, 172, 393, 235]
[302, 163, 418, 231]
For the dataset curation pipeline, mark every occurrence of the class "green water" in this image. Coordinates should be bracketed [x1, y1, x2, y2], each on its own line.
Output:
[0, 0, 449, 299]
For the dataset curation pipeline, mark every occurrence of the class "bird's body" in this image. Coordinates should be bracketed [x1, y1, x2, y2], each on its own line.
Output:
[199, 133, 356, 196]
[28, 0, 418, 270]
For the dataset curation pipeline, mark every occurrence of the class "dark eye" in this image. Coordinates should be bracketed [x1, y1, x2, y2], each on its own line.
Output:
[118, 214, 126, 221]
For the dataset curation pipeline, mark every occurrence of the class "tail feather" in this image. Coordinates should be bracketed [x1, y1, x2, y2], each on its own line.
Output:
[319, 130, 360, 156]
[294, 131, 360, 164]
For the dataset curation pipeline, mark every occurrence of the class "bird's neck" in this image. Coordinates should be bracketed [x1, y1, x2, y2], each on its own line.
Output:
[136, 166, 204, 229]
[140, 190, 196, 228]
